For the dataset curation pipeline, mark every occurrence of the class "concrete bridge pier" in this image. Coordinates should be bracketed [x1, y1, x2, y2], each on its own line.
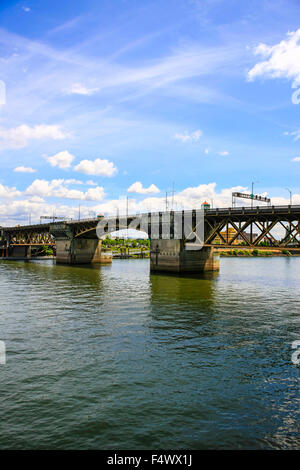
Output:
[10, 245, 31, 259]
[56, 238, 101, 264]
[56, 238, 111, 265]
[26, 245, 31, 258]
[50, 222, 112, 265]
[150, 239, 219, 274]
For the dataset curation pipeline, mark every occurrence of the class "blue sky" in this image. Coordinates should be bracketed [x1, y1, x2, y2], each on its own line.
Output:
[1, 0, 300, 223]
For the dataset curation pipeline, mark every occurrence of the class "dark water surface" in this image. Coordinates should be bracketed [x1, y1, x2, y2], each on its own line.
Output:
[0, 257, 299, 449]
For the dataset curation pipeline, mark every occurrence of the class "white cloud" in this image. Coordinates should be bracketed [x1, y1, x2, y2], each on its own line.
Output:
[218, 150, 229, 156]
[0, 199, 79, 226]
[67, 83, 98, 95]
[2, 180, 300, 226]
[46, 150, 75, 169]
[25, 179, 105, 201]
[64, 179, 84, 185]
[28, 196, 44, 203]
[14, 166, 36, 173]
[0, 124, 68, 150]
[127, 181, 160, 194]
[25, 179, 63, 197]
[174, 129, 203, 143]
[248, 29, 300, 88]
[0, 183, 21, 198]
[74, 158, 117, 177]
[86, 180, 97, 186]
[96, 183, 252, 215]
[84, 187, 106, 201]
[292, 157, 300, 162]
[168, 184, 277, 211]
[284, 130, 300, 141]
[204, 148, 210, 154]
[22, 6, 31, 12]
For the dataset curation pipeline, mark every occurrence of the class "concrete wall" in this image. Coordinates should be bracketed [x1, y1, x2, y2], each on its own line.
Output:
[56, 238, 111, 265]
[150, 239, 219, 273]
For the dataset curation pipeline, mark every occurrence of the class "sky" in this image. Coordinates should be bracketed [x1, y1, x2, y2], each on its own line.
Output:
[1, 0, 300, 224]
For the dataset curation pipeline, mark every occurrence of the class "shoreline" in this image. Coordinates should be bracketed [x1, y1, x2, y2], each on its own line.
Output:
[217, 249, 298, 257]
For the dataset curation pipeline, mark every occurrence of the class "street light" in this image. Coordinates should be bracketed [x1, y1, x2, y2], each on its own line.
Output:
[114, 205, 119, 218]
[251, 181, 259, 208]
[165, 183, 176, 211]
[286, 188, 293, 206]
[126, 196, 131, 217]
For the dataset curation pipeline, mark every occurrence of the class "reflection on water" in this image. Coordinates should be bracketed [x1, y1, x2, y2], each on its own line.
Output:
[0, 258, 299, 449]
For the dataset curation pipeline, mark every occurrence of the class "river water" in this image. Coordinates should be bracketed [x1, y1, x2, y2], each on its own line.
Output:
[0, 257, 299, 449]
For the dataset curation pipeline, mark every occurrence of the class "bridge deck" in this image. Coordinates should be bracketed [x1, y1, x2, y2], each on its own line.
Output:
[2, 205, 300, 232]
[1, 205, 300, 249]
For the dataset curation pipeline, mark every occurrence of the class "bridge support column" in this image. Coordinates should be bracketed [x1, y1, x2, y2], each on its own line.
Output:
[150, 239, 219, 274]
[56, 238, 111, 265]
[9, 245, 28, 259]
[26, 245, 32, 259]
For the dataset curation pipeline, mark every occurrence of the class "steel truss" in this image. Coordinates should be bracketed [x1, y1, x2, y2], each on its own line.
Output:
[204, 214, 300, 247]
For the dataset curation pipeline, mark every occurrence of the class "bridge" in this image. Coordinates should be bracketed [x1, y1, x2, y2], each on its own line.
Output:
[1, 205, 300, 273]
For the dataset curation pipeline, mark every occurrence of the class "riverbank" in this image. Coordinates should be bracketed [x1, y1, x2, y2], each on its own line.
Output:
[217, 248, 297, 257]
[113, 251, 150, 259]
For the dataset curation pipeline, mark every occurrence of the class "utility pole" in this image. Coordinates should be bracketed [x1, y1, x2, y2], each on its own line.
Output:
[285, 188, 293, 240]
[286, 188, 292, 206]
[78, 204, 81, 221]
[171, 182, 175, 211]
[165, 184, 176, 211]
[251, 181, 259, 208]
[126, 196, 130, 239]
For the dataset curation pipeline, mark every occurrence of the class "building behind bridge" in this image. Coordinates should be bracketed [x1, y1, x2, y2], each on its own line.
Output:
[215, 227, 258, 245]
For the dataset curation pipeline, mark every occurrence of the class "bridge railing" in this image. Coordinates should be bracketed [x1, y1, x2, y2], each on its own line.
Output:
[206, 205, 300, 214]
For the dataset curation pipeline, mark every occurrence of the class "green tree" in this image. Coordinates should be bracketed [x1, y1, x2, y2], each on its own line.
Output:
[43, 245, 53, 256]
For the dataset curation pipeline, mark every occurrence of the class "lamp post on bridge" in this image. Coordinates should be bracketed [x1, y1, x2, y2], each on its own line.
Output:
[251, 181, 259, 208]
[286, 188, 293, 206]
[165, 183, 176, 211]
[126, 196, 134, 217]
